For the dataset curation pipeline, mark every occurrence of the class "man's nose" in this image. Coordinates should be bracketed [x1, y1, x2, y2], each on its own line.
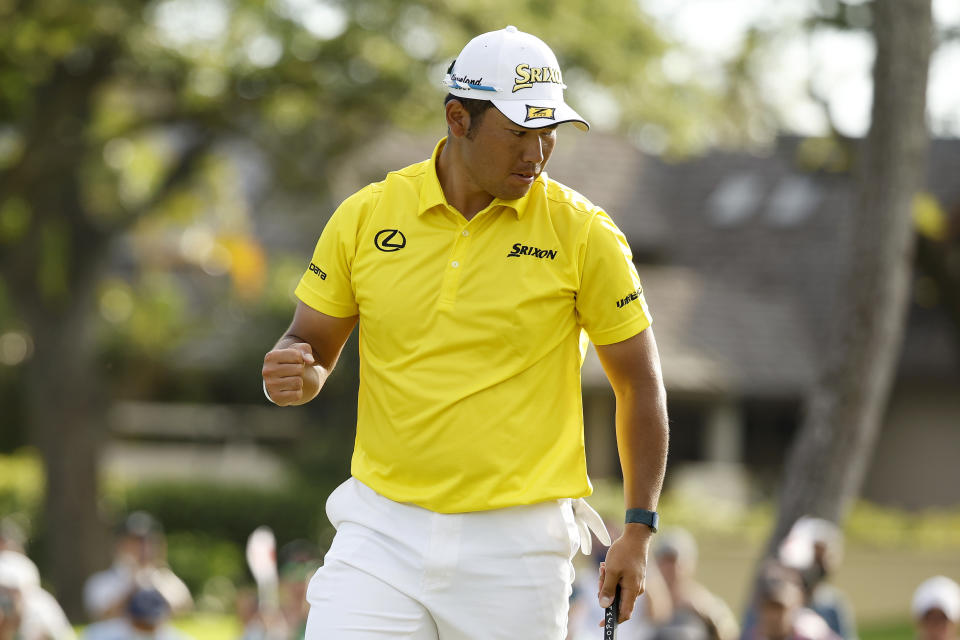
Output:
[521, 134, 544, 164]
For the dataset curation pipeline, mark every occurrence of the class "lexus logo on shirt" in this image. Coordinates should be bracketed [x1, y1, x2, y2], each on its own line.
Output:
[375, 229, 407, 252]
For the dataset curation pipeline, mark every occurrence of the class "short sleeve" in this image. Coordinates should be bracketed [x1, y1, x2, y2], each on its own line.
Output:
[293, 192, 365, 317]
[575, 210, 652, 345]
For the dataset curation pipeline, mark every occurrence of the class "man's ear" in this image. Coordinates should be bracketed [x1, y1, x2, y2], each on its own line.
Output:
[445, 99, 471, 139]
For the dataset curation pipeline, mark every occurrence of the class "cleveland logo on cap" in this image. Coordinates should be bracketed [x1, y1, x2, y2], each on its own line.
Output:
[525, 106, 556, 121]
[513, 63, 563, 92]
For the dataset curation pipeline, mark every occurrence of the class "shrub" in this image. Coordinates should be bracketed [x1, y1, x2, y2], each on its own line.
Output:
[113, 480, 334, 548]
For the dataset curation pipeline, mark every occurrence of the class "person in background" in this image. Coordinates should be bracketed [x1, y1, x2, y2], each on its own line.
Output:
[0, 520, 27, 555]
[276, 541, 319, 640]
[0, 549, 75, 640]
[742, 562, 839, 640]
[650, 612, 711, 640]
[83, 512, 192, 622]
[0, 572, 23, 640]
[777, 517, 856, 640]
[235, 588, 265, 640]
[237, 541, 320, 640]
[911, 576, 960, 640]
[653, 528, 739, 640]
[82, 588, 193, 640]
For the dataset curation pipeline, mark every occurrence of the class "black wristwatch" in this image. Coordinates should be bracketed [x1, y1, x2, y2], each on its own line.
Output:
[625, 508, 659, 533]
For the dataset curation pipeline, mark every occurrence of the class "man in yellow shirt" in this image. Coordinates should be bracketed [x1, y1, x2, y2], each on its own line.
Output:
[262, 25, 668, 639]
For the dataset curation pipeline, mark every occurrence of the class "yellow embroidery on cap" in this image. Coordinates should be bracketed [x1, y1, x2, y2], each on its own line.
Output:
[513, 64, 563, 92]
[525, 105, 556, 121]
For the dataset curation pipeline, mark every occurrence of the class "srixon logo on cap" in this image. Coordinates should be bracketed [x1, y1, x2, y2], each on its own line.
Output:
[513, 64, 563, 92]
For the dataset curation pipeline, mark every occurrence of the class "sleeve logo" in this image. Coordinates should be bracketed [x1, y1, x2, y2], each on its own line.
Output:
[525, 105, 556, 122]
[308, 262, 327, 280]
[616, 286, 643, 309]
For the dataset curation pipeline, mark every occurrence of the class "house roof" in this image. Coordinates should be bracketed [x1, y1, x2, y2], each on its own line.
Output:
[558, 135, 960, 393]
[581, 266, 816, 397]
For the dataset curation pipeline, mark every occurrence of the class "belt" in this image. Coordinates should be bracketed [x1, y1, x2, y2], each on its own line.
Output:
[572, 498, 611, 555]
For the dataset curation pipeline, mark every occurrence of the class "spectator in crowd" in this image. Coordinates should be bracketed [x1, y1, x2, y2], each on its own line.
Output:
[0, 520, 27, 555]
[911, 576, 960, 640]
[741, 562, 839, 640]
[777, 517, 856, 640]
[237, 540, 320, 640]
[653, 528, 739, 640]
[82, 588, 193, 640]
[0, 574, 22, 640]
[83, 512, 192, 622]
[0, 550, 75, 640]
[651, 610, 712, 640]
[276, 541, 319, 640]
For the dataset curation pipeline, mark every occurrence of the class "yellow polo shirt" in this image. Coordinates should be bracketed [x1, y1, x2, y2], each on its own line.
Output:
[294, 138, 651, 513]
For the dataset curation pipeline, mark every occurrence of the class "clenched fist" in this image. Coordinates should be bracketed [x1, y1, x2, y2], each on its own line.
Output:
[262, 342, 320, 406]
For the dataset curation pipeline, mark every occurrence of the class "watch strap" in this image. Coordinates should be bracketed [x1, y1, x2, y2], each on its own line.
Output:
[625, 508, 659, 533]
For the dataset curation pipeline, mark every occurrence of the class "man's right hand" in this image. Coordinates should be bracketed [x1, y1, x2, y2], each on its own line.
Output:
[262, 342, 320, 406]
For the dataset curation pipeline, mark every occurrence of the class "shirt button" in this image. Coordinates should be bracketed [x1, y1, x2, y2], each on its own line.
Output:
[462, 230, 470, 237]
[451, 261, 460, 268]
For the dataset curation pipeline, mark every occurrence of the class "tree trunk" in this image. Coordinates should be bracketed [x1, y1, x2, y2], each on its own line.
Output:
[26, 274, 110, 621]
[767, 0, 933, 549]
[0, 47, 121, 621]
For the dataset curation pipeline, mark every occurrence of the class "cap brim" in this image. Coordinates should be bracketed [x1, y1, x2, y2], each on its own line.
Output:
[491, 100, 589, 132]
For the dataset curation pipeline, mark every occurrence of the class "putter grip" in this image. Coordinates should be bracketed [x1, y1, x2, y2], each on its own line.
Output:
[604, 584, 621, 639]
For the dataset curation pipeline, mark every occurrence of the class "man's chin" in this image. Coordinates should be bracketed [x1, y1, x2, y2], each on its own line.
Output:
[496, 182, 534, 201]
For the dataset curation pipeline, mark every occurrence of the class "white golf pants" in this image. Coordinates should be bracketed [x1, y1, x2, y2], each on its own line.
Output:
[304, 477, 606, 639]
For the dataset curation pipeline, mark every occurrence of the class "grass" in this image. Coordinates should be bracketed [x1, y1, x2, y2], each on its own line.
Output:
[171, 613, 242, 640]
[859, 618, 914, 640]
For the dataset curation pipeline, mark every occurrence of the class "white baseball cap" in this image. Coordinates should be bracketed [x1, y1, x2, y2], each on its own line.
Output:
[443, 26, 589, 132]
[779, 516, 844, 571]
[0, 550, 40, 591]
[912, 576, 960, 622]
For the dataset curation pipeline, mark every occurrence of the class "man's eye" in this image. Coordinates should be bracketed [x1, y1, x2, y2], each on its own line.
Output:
[511, 130, 526, 137]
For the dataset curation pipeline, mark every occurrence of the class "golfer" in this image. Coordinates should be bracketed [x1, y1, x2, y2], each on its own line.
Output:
[262, 25, 669, 639]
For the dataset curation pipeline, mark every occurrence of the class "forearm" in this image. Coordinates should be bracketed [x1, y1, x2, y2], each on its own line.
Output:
[615, 383, 669, 514]
[594, 329, 668, 619]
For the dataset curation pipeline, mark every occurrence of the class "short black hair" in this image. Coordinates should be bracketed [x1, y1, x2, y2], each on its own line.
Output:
[444, 93, 495, 139]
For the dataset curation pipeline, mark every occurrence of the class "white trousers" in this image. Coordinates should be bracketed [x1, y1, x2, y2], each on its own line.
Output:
[304, 478, 600, 640]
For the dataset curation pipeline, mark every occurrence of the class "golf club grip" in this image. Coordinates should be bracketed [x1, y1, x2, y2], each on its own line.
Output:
[604, 584, 621, 639]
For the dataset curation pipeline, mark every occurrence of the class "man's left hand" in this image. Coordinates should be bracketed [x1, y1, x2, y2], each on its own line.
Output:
[597, 524, 653, 623]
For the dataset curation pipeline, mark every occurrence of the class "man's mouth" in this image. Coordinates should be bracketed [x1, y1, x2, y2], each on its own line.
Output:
[511, 169, 537, 184]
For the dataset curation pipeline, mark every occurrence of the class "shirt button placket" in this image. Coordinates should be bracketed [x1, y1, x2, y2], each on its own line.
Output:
[454, 224, 472, 269]
[438, 225, 471, 307]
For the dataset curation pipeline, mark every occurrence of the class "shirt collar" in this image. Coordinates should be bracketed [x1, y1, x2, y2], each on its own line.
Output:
[419, 137, 540, 220]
